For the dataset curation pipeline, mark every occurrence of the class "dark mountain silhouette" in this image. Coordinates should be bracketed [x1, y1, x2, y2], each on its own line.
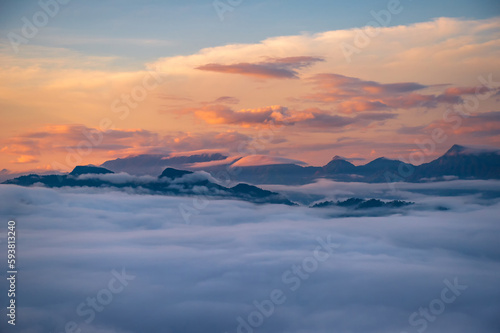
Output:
[229, 183, 297, 205]
[322, 156, 356, 174]
[4, 144, 498, 195]
[70, 165, 114, 176]
[408, 144, 500, 181]
[160, 168, 193, 180]
[311, 198, 414, 209]
[353, 157, 414, 183]
[202, 145, 500, 185]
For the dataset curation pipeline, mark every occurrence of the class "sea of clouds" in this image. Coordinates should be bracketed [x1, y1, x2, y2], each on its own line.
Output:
[0, 182, 499, 333]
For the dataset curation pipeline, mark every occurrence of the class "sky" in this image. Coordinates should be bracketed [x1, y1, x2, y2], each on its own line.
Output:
[1, 0, 500, 173]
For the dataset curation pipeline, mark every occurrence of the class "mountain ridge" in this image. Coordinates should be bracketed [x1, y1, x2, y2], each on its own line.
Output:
[3, 145, 499, 187]
[2, 166, 295, 206]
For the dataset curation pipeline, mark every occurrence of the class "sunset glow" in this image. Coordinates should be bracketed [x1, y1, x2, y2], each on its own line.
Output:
[1, 3, 499, 173]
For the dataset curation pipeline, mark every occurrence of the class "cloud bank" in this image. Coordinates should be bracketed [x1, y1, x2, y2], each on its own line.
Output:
[0, 184, 499, 333]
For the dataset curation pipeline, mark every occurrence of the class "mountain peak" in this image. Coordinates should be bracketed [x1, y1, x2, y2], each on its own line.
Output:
[70, 165, 114, 176]
[159, 168, 193, 180]
[231, 155, 307, 168]
[323, 156, 356, 173]
[366, 157, 394, 165]
[444, 144, 466, 156]
[444, 144, 500, 157]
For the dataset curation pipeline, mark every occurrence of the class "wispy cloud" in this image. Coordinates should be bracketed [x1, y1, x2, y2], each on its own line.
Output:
[196, 56, 324, 79]
[303, 73, 464, 113]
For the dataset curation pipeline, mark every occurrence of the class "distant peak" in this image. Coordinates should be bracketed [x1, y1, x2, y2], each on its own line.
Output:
[231, 155, 307, 168]
[159, 168, 193, 180]
[444, 144, 500, 156]
[324, 156, 356, 171]
[445, 144, 466, 155]
[361, 157, 401, 168]
[372, 157, 391, 161]
[70, 165, 114, 176]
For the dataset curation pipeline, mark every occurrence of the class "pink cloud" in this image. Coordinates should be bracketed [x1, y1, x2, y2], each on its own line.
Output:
[193, 105, 292, 126]
[429, 111, 500, 139]
[303, 73, 477, 113]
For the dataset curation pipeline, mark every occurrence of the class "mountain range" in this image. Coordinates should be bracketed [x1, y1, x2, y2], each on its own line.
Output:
[2, 165, 295, 206]
[101, 153, 227, 176]
[2, 144, 499, 207]
[97, 144, 499, 185]
[311, 198, 414, 209]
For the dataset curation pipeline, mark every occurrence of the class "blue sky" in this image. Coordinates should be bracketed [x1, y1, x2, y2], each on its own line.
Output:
[1, 0, 499, 65]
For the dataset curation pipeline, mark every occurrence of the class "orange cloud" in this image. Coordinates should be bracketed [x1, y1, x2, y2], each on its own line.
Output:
[0, 124, 271, 171]
[429, 111, 500, 138]
[186, 103, 396, 130]
[12, 155, 39, 164]
[0, 125, 164, 170]
[443, 86, 497, 96]
[193, 105, 293, 126]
